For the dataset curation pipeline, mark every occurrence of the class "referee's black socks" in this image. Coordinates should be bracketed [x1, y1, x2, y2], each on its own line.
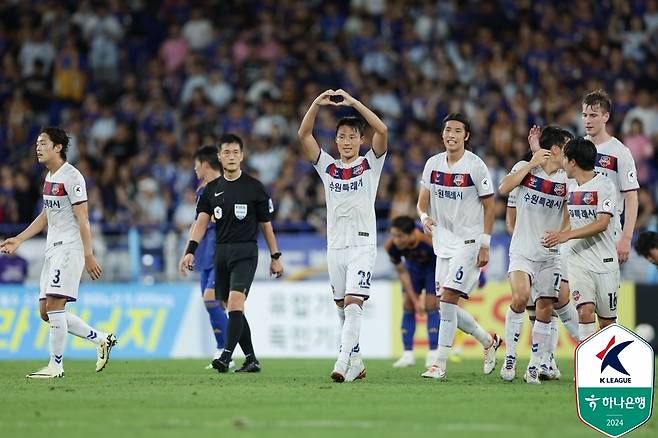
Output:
[220, 310, 244, 363]
[239, 314, 257, 362]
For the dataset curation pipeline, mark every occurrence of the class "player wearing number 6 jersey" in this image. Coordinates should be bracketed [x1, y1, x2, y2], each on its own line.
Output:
[543, 138, 619, 342]
[298, 89, 387, 383]
[498, 126, 572, 384]
[417, 113, 501, 381]
[0, 127, 116, 379]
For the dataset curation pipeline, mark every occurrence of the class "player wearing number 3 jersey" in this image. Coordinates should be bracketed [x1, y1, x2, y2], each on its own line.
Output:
[298, 89, 387, 383]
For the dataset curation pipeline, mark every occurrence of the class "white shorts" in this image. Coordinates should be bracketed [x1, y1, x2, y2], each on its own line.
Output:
[39, 247, 84, 302]
[327, 245, 377, 301]
[569, 266, 620, 319]
[508, 255, 561, 302]
[436, 242, 480, 298]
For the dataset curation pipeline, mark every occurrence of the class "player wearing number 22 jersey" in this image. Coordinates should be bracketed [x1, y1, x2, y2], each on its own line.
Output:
[298, 89, 387, 383]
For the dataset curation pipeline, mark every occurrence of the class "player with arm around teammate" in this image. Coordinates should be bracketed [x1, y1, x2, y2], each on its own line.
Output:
[298, 89, 387, 382]
[543, 138, 620, 341]
[1, 127, 116, 378]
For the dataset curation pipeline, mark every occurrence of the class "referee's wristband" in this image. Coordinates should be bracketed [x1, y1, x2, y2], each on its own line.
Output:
[480, 234, 491, 248]
[185, 240, 199, 255]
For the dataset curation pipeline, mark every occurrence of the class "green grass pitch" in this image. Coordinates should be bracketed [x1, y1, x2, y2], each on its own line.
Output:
[0, 359, 655, 438]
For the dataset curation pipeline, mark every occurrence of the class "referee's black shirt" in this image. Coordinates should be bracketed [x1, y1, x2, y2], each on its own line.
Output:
[196, 172, 274, 244]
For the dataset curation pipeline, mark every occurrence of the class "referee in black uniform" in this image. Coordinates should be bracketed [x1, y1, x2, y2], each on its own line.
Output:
[182, 133, 284, 373]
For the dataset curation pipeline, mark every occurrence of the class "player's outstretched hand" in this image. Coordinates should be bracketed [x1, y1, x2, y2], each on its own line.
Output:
[476, 247, 489, 268]
[332, 89, 357, 106]
[270, 259, 283, 278]
[528, 125, 541, 152]
[617, 237, 631, 264]
[85, 254, 102, 280]
[421, 217, 437, 235]
[0, 237, 20, 255]
[542, 231, 566, 248]
[529, 148, 551, 167]
[313, 89, 336, 107]
[180, 253, 194, 275]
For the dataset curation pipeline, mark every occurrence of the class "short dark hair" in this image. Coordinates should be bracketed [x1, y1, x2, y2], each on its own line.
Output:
[635, 231, 658, 258]
[539, 126, 573, 150]
[563, 138, 597, 171]
[40, 127, 69, 160]
[193, 145, 221, 170]
[218, 133, 244, 151]
[336, 116, 365, 136]
[583, 89, 612, 114]
[442, 113, 471, 145]
[390, 216, 416, 234]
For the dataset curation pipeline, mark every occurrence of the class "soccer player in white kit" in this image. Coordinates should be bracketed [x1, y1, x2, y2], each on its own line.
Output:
[581, 90, 639, 263]
[417, 113, 501, 380]
[298, 89, 387, 383]
[498, 126, 572, 384]
[543, 138, 619, 341]
[0, 128, 116, 378]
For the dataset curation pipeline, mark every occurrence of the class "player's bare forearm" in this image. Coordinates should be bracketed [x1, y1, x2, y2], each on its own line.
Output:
[15, 210, 47, 243]
[621, 190, 638, 241]
[560, 205, 571, 232]
[190, 213, 210, 243]
[397, 266, 416, 301]
[259, 222, 279, 254]
[417, 187, 430, 217]
[505, 207, 516, 235]
[351, 99, 388, 156]
[481, 195, 495, 235]
[73, 202, 94, 256]
[499, 166, 531, 195]
[563, 215, 610, 241]
[298, 101, 322, 162]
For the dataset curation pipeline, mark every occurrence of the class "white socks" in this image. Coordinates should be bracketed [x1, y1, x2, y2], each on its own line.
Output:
[66, 313, 106, 346]
[555, 301, 579, 340]
[336, 306, 345, 328]
[529, 320, 551, 369]
[456, 306, 492, 347]
[47, 311, 67, 369]
[436, 302, 458, 369]
[337, 303, 362, 364]
[579, 322, 596, 341]
[544, 316, 559, 365]
[504, 307, 525, 358]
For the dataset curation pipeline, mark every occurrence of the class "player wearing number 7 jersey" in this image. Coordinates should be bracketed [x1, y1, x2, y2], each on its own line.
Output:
[417, 113, 501, 381]
[0, 127, 116, 379]
[298, 89, 387, 383]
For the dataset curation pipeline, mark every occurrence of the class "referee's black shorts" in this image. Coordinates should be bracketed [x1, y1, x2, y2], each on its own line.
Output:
[214, 242, 258, 302]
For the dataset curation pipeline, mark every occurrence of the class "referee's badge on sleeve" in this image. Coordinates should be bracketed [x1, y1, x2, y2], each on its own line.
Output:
[268, 198, 274, 213]
[214, 206, 223, 219]
[234, 204, 247, 220]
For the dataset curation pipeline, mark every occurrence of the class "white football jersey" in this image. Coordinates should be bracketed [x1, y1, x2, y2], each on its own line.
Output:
[42, 162, 88, 253]
[508, 161, 568, 261]
[421, 150, 494, 258]
[313, 149, 386, 249]
[590, 136, 639, 232]
[565, 174, 618, 273]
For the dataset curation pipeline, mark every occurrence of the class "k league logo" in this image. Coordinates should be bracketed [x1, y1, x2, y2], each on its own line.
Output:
[575, 324, 654, 437]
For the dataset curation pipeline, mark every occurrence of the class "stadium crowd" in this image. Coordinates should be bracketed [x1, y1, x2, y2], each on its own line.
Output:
[1, 0, 657, 235]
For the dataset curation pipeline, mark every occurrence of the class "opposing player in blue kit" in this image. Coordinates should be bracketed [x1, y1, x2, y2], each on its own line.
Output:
[179, 145, 230, 369]
[385, 216, 440, 368]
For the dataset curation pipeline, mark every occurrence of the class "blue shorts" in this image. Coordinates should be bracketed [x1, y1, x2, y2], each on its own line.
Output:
[200, 267, 216, 293]
[410, 269, 435, 295]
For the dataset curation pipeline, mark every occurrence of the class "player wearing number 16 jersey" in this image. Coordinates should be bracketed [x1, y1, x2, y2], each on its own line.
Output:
[0, 127, 116, 379]
[543, 138, 619, 342]
[298, 89, 387, 383]
[417, 113, 501, 381]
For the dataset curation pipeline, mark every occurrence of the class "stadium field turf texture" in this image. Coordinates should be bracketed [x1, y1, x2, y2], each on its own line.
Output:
[1, 359, 655, 438]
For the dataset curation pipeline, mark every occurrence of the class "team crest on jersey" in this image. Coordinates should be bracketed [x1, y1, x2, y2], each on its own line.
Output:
[583, 193, 595, 205]
[554, 184, 566, 197]
[234, 204, 247, 220]
[599, 155, 611, 168]
[454, 174, 465, 186]
[528, 176, 537, 188]
[572, 290, 581, 302]
[214, 206, 223, 219]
